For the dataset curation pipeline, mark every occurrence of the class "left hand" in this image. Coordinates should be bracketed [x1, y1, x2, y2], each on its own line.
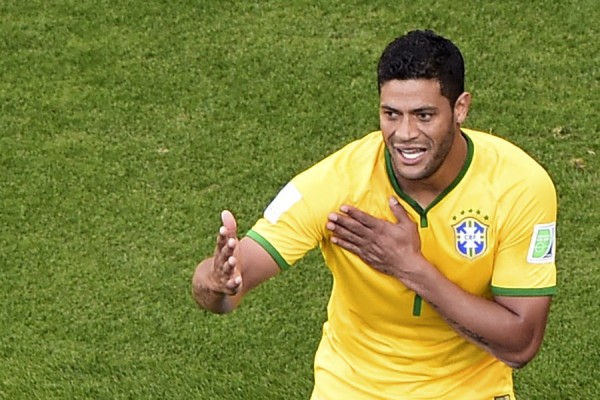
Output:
[326, 197, 423, 280]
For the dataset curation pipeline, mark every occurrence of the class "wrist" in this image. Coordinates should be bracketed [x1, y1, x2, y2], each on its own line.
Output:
[399, 255, 435, 293]
[204, 274, 229, 296]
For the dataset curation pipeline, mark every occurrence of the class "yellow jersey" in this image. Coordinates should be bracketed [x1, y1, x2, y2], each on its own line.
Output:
[247, 129, 557, 400]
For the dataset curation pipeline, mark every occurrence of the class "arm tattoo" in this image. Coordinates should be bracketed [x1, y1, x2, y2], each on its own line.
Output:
[428, 301, 491, 347]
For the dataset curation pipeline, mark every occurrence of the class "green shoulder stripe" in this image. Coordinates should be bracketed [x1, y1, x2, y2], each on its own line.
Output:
[491, 286, 557, 296]
[245, 230, 291, 270]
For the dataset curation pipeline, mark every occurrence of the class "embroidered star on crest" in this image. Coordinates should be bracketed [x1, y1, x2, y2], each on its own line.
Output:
[451, 209, 490, 259]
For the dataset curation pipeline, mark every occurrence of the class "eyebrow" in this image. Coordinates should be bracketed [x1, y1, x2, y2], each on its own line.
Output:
[380, 104, 438, 113]
[381, 105, 399, 112]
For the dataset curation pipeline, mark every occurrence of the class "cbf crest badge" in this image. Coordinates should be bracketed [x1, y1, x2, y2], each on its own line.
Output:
[452, 215, 489, 259]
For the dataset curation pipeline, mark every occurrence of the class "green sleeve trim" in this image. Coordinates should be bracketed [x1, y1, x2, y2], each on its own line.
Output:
[491, 286, 556, 296]
[245, 230, 291, 271]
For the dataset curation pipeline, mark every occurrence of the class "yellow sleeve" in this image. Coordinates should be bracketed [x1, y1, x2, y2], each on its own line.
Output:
[491, 170, 557, 296]
[246, 154, 347, 269]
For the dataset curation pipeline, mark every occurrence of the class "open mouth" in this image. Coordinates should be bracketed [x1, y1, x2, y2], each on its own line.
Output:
[396, 147, 426, 162]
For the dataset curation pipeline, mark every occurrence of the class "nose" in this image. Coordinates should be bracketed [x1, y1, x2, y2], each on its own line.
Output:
[395, 116, 419, 141]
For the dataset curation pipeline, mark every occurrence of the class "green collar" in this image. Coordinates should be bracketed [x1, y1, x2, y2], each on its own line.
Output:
[384, 131, 474, 227]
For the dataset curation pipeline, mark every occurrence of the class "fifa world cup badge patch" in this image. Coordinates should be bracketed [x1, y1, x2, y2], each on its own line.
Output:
[527, 222, 556, 263]
[452, 214, 489, 259]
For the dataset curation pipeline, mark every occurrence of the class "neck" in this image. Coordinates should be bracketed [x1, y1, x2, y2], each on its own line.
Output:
[397, 130, 468, 208]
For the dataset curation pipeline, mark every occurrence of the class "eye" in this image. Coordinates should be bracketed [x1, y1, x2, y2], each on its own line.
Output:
[417, 112, 433, 122]
[382, 110, 398, 120]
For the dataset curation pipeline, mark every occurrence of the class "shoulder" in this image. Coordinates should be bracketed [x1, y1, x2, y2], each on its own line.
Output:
[464, 128, 555, 188]
[281, 131, 386, 222]
[463, 129, 556, 228]
[317, 131, 383, 166]
[294, 131, 384, 185]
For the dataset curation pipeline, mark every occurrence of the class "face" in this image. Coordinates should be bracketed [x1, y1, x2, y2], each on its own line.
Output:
[379, 79, 470, 184]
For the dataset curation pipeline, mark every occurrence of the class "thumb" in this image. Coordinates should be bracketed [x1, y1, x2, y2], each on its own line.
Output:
[221, 209, 238, 233]
[388, 197, 409, 223]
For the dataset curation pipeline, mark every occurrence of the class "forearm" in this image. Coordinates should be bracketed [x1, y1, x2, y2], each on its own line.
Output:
[425, 283, 530, 368]
[405, 259, 543, 368]
[192, 257, 241, 314]
[326, 201, 551, 367]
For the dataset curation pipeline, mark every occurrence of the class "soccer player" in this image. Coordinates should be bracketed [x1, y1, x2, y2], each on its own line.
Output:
[192, 30, 557, 399]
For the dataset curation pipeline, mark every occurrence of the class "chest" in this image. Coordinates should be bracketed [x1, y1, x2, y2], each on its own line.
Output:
[355, 189, 499, 295]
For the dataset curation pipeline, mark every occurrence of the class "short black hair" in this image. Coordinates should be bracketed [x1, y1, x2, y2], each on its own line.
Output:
[377, 30, 465, 106]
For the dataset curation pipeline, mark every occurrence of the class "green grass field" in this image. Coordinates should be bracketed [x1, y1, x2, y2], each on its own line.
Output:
[1, 1, 598, 398]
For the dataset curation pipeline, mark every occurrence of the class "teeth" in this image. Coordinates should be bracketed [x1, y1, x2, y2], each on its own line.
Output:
[400, 149, 424, 160]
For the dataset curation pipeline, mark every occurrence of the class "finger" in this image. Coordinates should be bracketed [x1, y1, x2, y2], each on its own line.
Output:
[225, 275, 242, 291]
[216, 225, 228, 250]
[340, 205, 379, 229]
[331, 235, 363, 256]
[221, 210, 238, 234]
[217, 235, 235, 255]
[328, 212, 370, 237]
[388, 197, 411, 224]
[327, 218, 365, 247]
[216, 238, 236, 272]
[222, 255, 236, 275]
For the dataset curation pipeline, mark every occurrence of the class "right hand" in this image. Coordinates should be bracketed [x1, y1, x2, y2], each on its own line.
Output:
[209, 210, 243, 295]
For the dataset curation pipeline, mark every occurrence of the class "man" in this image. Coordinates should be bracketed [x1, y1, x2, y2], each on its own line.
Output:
[192, 30, 557, 399]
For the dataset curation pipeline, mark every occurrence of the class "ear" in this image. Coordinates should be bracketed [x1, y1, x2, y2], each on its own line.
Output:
[453, 92, 472, 124]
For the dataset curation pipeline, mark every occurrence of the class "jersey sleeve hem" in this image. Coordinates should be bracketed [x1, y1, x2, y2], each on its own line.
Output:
[246, 229, 291, 271]
[491, 286, 556, 296]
